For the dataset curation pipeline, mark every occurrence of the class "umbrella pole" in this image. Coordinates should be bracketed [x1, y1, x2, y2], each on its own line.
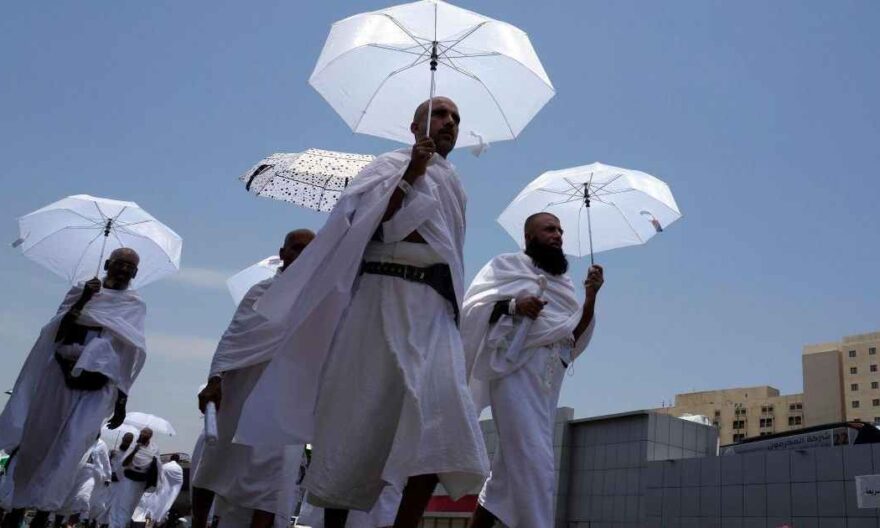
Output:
[94, 219, 113, 278]
[585, 184, 595, 266]
[425, 41, 438, 136]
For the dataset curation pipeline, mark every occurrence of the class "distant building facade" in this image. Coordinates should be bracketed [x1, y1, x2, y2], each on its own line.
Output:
[653, 330, 880, 446]
[654, 386, 805, 445]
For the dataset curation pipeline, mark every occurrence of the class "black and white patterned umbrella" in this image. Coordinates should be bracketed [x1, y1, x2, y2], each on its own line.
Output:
[240, 149, 375, 212]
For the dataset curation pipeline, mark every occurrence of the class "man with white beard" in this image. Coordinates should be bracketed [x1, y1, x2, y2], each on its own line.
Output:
[58, 436, 112, 526]
[108, 428, 160, 528]
[462, 212, 604, 528]
[235, 97, 488, 528]
[192, 229, 315, 528]
[0, 248, 146, 528]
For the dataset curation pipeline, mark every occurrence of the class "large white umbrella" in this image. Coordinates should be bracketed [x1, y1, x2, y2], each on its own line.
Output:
[241, 149, 376, 213]
[12, 194, 182, 288]
[310, 0, 554, 148]
[498, 162, 682, 263]
[226, 255, 282, 306]
[122, 412, 176, 436]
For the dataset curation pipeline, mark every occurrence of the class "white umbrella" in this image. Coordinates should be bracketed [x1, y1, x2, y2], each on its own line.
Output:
[226, 255, 282, 306]
[123, 412, 176, 436]
[241, 149, 376, 213]
[12, 194, 182, 288]
[498, 162, 682, 263]
[309, 0, 554, 148]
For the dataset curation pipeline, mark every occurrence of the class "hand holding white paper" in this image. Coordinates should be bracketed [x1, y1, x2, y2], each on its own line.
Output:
[503, 275, 547, 363]
[204, 402, 218, 445]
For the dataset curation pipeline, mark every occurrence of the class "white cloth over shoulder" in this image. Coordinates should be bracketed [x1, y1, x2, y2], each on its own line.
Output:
[462, 252, 593, 413]
[109, 442, 160, 528]
[236, 149, 468, 447]
[209, 276, 283, 376]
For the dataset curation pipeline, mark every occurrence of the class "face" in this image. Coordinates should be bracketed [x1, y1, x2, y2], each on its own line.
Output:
[525, 214, 564, 250]
[120, 433, 134, 449]
[104, 249, 139, 288]
[411, 97, 460, 157]
[279, 230, 315, 270]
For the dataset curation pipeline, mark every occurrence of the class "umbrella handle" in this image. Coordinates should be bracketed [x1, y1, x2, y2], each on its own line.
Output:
[94, 219, 113, 278]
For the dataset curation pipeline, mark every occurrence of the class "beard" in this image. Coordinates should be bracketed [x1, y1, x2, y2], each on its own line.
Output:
[525, 240, 569, 276]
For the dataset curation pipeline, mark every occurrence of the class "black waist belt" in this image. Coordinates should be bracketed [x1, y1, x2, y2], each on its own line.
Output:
[360, 261, 459, 326]
[123, 468, 150, 482]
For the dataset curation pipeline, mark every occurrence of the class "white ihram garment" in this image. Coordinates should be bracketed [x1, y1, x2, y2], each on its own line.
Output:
[86, 440, 113, 520]
[297, 486, 402, 527]
[109, 442, 159, 528]
[133, 461, 183, 524]
[59, 439, 112, 518]
[462, 252, 595, 528]
[0, 285, 146, 512]
[236, 149, 488, 511]
[192, 276, 304, 522]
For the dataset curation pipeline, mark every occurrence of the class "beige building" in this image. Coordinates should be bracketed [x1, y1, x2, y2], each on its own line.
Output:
[804, 331, 880, 425]
[656, 330, 880, 445]
[654, 386, 805, 445]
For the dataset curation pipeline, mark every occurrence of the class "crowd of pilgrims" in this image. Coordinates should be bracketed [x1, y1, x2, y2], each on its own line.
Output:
[0, 97, 604, 528]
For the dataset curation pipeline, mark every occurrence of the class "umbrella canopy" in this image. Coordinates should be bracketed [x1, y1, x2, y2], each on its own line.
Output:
[122, 412, 176, 436]
[241, 149, 375, 213]
[13, 194, 182, 288]
[310, 0, 554, 148]
[227, 255, 282, 306]
[498, 162, 681, 260]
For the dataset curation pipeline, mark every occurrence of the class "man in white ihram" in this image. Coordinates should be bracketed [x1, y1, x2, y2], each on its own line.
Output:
[191, 229, 315, 528]
[0, 248, 146, 528]
[132, 454, 183, 527]
[462, 212, 604, 528]
[235, 96, 489, 528]
[109, 428, 160, 528]
[57, 436, 112, 526]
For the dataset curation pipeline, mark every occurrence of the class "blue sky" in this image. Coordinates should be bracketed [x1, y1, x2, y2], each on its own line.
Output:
[1, 0, 878, 453]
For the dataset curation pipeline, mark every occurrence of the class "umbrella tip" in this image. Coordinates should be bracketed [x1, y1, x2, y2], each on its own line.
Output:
[11, 237, 25, 248]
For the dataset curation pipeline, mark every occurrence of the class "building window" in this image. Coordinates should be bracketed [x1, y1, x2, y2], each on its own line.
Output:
[872, 365, 878, 373]
[850, 350, 858, 358]
[796, 403, 803, 410]
[788, 416, 803, 426]
[760, 418, 774, 428]
[873, 382, 879, 390]
[760, 432, 772, 436]
[733, 433, 745, 442]
[851, 367, 859, 375]
[874, 399, 880, 407]
[871, 347, 877, 355]
[852, 383, 860, 391]
[875, 417, 880, 424]
[733, 420, 745, 429]
[853, 401, 861, 409]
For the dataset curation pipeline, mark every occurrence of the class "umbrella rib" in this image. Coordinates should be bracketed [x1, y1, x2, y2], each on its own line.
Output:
[440, 60, 516, 138]
[379, 13, 431, 52]
[353, 56, 433, 131]
[589, 174, 624, 195]
[19, 225, 100, 255]
[366, 43, 429, 58]
[609, 201, 647, 244]
[71, 230, 106, 281]
[439, 21, 490, 54]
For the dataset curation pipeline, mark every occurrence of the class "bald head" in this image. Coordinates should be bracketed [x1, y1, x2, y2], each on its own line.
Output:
[104, 247, 139, 290]
[410, 96, 460, 158]
[280, 229, 315, 270]
[137, 427, 153, 446]
[120, 432, 135, 450]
